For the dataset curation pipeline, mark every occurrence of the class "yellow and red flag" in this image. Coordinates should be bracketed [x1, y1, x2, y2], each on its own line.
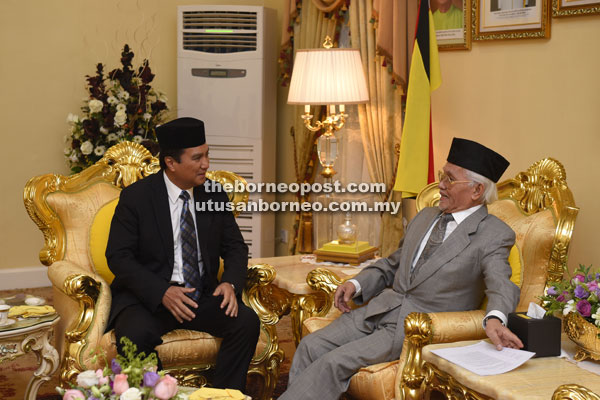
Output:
[393, 0, 442, 198]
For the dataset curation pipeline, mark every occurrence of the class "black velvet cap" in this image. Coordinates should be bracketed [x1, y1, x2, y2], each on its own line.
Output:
[447, 138, 509, 183]
[156, 117, 206, 150]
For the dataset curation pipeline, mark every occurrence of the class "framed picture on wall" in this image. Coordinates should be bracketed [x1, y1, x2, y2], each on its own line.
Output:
[553, 0, 600, 16]
[473, 0, 551, 40]
[431, 0, 472, 50]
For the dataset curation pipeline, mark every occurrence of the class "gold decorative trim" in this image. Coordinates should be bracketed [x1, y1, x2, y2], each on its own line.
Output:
[563, 312, 600, 362]
[472, 0, 551, 41]
[400, 313, 433, 400]
[424, 362, 492, 400]
[244, 263, 285, 400]
[552, 0, 600, 17]
[60, 274, 101, 386]
[552, 384, 600, 400]
[510, 157, 566, 215]
[166, 365, 212, 388]
[306, 268, 344, 316]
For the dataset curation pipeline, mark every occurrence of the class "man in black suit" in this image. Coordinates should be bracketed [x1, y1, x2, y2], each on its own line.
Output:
[106, 117, 259, 391]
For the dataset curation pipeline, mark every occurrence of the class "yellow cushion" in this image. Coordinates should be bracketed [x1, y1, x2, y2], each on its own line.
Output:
[480, 244, 522, 310]
[89, 198, 119, 284]
[507, 244, 523, 288]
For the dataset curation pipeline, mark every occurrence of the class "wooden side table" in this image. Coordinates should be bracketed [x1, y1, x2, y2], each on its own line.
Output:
[249, 255, 361, 346]
[0, 314, 60, 400]
[421, 339, 600, 399]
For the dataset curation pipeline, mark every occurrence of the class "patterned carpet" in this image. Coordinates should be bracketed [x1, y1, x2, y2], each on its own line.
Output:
[0, 287, 293, 399]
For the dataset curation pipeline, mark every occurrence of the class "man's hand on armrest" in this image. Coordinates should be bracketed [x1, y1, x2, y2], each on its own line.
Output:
[334, 281, 356, 313]
[485, 318, 523, 350]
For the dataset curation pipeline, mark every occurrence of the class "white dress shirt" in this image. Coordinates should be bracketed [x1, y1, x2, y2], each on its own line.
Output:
[163, 172, 204, 284]
[349, 204, 508, 326]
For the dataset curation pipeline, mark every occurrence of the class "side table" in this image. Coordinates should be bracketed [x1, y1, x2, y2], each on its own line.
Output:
[249, 255, 361, 346]
[0, 314, 60, 400]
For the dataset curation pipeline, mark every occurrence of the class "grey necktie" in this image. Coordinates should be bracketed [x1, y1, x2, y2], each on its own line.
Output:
[180, 191, 202, 302]
[411, 213, 454, 282]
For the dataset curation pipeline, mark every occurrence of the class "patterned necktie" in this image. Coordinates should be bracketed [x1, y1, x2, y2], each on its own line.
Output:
[411, 213, 454, 282]
[179, 191, 202, 302]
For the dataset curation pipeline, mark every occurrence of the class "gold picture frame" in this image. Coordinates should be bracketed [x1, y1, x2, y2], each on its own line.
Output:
[432, 0, 472, 50]
[553, 0, 600, 16]
[473, 0, 551, 40]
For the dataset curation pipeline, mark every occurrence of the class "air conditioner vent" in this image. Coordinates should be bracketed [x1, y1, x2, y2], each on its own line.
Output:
[183, 11, 257, 30]
[182, 11, 258, 53]
[183, 32, 257, 54]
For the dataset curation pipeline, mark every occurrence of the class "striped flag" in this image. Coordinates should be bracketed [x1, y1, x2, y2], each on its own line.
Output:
[393, 0, 442, 198]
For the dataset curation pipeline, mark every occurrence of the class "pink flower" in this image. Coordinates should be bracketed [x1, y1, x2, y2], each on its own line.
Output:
[574, 274, 586, 283]
[95, 368, 109, 385]
[589, 281, 599, 292]
[113, 373, 130, 395]
[63, 389, 85, 400]
[153, 375, 178, 399]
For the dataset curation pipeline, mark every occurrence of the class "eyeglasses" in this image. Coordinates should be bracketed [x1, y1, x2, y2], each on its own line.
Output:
[438, 170, 472, 186]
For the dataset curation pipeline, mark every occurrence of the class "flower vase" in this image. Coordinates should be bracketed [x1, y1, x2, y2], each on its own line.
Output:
[564, 312, 600, 361]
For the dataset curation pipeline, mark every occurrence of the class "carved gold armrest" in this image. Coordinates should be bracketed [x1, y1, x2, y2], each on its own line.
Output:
[552, 384, 600, 400]
[398, 310, 486, 400]
[245, 263, 282, 326]
[47, 260, 109, 385]
[305, 268, 344, 318]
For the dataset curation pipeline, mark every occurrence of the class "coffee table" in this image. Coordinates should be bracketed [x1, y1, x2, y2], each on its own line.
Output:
[0, 313, 60, 400]
[249, 255, 363, 346]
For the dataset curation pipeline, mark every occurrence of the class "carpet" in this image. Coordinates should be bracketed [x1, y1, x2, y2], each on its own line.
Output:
[0, 287, 293, 399]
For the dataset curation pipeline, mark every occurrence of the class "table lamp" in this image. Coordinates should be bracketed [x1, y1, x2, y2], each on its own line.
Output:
[288, 36, 376, 264]
[287, 36, 369, 179]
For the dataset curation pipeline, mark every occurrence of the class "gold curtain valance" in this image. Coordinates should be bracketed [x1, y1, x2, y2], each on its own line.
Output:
[311, 0, 346, 12]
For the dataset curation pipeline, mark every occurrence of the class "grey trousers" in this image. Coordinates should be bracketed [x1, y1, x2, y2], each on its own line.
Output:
[279, 310, 398, 400]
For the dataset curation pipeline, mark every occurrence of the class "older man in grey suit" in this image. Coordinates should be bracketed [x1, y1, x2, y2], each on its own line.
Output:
[280, 138, 523, 400]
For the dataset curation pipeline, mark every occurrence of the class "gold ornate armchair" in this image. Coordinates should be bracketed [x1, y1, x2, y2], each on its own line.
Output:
[302, 158, 578, 400]
[23, 142, 283, 399]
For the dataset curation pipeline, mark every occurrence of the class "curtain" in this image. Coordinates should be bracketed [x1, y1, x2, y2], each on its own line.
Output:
[349, 0, 416, 257]
[372, 0, 418, 89]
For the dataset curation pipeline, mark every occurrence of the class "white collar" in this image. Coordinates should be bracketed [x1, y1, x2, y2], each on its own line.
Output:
[449, 204, 483, 225]
[163, 171, 193, 205]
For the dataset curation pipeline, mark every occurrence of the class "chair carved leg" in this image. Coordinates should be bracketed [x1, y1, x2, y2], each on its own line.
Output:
[60, 274, 101, 387]
[246, 264, 285, 400]
[400, 312, 433, 400]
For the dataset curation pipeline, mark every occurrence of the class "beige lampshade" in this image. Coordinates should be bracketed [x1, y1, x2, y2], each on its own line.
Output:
[287, 48, 369, 105]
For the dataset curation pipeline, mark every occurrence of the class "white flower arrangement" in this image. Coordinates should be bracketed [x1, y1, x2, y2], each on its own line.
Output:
[65, 44, 168, 173]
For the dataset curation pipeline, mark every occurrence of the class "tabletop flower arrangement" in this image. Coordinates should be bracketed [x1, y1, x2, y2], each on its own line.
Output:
[65, 44, 169, 173]
[541, 264, 600, 327]
[57, 337, 186, 400]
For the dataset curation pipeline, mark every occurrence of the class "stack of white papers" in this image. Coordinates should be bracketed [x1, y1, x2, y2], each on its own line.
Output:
[430, 341, 535, 376]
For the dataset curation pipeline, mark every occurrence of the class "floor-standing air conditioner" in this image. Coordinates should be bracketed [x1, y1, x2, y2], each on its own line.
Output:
[177, 5, 276, 258]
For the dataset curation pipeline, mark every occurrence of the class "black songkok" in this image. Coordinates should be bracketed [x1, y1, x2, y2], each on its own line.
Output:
[156, 117, 206, 150]
[447, 138, 509, 183]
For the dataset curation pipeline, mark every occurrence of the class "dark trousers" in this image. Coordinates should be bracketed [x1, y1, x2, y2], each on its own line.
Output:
[113, 293, 260, 391]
